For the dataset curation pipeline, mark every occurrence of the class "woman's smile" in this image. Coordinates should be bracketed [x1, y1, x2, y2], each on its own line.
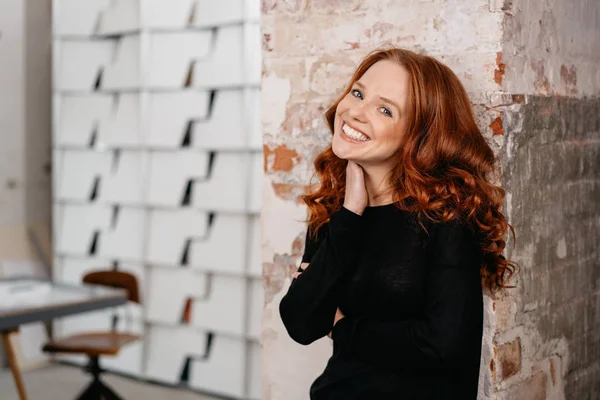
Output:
[340, 122, 371, 143]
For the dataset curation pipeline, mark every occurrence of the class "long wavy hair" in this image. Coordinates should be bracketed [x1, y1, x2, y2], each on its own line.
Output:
[302, 47, 518, 295]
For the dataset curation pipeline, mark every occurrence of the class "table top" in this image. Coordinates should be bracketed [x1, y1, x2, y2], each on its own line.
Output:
[0, 277, 127, 331]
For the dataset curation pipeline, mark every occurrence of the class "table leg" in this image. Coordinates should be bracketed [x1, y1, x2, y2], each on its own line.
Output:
[1, 330, 29, 400]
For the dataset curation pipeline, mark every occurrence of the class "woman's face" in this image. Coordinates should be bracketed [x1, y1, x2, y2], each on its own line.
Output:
[332, 60, 409, 169]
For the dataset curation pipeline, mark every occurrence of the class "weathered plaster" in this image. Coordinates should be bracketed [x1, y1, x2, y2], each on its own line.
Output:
[502, 0, 600, 97]
[261, 0, 600, 398]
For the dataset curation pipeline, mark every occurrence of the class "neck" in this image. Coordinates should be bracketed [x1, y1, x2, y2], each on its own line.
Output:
[360, 163, 394, 206]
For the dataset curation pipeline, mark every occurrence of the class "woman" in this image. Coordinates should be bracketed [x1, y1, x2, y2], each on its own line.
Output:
[278, 47, 519, 400]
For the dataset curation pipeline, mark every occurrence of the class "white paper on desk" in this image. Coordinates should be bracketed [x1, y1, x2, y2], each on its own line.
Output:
[0, 259, 52, 306]
[0, 280, 52, 307]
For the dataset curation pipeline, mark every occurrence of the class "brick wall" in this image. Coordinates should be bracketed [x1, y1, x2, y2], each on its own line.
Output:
[492, 0, 600, 398]
[260, 0, 600, 399]
[497, 96, 600, 399]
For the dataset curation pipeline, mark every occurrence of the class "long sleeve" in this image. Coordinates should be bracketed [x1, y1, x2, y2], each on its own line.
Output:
[279, 206, 365, 345]
[330, 219, 484, 370]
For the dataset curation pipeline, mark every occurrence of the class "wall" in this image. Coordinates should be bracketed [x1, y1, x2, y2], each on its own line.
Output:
[492, 0, 600, 398]
[260, 0, 600, 399]
[260, 1, 507, 398]
[497, 96, 600, 400]
[502, 0, 600, 97]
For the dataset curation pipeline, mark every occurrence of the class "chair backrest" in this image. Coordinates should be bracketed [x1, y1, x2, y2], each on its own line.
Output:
[83, 270, 141, 304]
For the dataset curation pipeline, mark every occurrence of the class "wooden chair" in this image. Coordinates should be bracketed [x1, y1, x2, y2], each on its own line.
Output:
[42, 271, 141, 400]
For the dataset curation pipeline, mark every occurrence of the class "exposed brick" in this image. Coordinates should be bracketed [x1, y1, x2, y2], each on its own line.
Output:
[494, 52, 505, 86]
[511, 94, 526, 104]
[498, 337, 521, 380]
[264, 144, 301, 172]
[489, 115, 504, 136]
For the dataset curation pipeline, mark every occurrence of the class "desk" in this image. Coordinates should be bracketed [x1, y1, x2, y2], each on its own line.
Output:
[0, 277, 127, 400]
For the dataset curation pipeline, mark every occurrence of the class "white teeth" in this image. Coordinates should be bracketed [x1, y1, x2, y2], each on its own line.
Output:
[342, 123, 369, 141]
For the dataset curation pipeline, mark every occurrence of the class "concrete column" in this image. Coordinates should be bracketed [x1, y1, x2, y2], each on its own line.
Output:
[260, 0, 600, 399]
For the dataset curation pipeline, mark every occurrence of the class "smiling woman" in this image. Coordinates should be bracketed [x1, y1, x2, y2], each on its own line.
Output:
[332, 60, 409, 168]
[278, 47, 519, 400]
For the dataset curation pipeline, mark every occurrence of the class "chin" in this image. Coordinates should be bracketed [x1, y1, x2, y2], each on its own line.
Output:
[333, 142, 368, 164]
[333, 148, 361, 163]
[332, 137, 351, 160]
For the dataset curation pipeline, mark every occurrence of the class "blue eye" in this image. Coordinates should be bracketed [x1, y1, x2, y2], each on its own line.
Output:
[351, 89, 363, 99]
[380, 107, 392, 117]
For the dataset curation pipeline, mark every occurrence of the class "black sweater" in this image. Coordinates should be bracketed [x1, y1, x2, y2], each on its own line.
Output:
[279, 203, 484, 400]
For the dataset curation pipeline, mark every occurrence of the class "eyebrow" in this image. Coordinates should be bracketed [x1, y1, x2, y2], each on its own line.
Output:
[354, 81, 402, 113]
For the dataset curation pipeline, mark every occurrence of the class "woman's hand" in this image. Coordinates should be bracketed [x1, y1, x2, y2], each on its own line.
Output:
[343, 161, 368, 216]
[327, 308, 345, 338]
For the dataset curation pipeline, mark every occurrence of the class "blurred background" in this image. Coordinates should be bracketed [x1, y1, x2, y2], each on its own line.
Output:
[1, 1, 261, 399]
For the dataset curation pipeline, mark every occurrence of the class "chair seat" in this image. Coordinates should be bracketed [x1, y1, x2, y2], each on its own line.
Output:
[43, 332, 140, 356]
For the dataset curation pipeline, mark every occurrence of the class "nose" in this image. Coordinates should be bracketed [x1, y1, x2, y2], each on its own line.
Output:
[347, 101, 368, 123]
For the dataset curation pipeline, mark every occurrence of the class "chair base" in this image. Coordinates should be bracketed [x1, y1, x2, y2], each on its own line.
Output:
[75, 378, 123, 400]
[74, 356, 123, 400]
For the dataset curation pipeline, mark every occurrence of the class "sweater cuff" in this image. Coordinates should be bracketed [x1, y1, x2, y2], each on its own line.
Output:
[329, 206, 364, 235]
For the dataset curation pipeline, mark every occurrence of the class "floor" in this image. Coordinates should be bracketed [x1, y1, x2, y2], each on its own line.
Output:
[0, 363, 220, 400]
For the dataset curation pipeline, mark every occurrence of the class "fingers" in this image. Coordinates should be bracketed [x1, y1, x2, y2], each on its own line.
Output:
[346, 160, 364, 177]
[344, 161, 368, 214]
[292, 271, 302, 279]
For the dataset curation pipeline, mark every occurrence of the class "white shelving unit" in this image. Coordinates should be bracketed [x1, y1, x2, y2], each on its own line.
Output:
[51, 1, 262, 398]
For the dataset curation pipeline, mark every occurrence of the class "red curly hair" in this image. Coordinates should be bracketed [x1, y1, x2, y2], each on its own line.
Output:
[302, 47, 519, 295]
